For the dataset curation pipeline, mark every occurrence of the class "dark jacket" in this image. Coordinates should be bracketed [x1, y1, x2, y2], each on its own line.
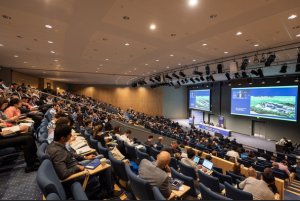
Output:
[45, 141, 84, 180]
[95, 133, 110, 147]
[104, 122, 113, 131]
[161, 144, 175, 157]
[144, 140, 154, 148]
[84, 126, 93, 135]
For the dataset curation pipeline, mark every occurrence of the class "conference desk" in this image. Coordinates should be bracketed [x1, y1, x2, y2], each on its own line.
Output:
[199, 123, 232, 137]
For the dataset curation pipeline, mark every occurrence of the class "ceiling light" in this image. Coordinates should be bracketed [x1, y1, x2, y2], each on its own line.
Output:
[45, 25, 52, 28]
[61, 68, 63, 70]
[251, 70, 259, 76]
[96, 71, 98, 72]
[234, 73, 240, 79]
[129, 71, 131, 72]
[97, 68, 99, 69]
[32, 66, 35, 67]
[178, 63, 181, 65]
[125, 73, 127, 74]
[150, 25, 156, 29]
[257, 69, 264, 77]
[24, 62, 27, 63]
[167, 66, 169, 68]
[296, 34, 300, 37]
[254, 44, 259, 47]
[43, 72, 46, 73]
[54, 60, 58, 61]
[225, 72, 231, 80]
[123, 16, 130, 20]
[224, 52, 228, 54]
[179, 71, 186, 77]
[156, 60, 159, 61]
[50, 51, 55, 53]
[209, 75, 215, 82]
[210, 14, 217, 18]
[171, 34, 176, 36]
[189, 0, 197, 5]
[236, 32, 242, 35]
[125, 43, 129, 46]
[295, 63, 300, 72]
[241, 58, 249, 70]
[279, 64, 287, 73]
[288, 15, 297, 19]
[106, 59, 109, 60]
[100, 64, 102, 66]
[103, 38, 107, 40]
[172, 72, 179, 79]
[14, 55, 18, 57]
[48, 41, 53, 43]
[170, 55, 173, 56]
[242, 71, 248, 78]
[261, 79, 265, 84]
[205, 64, 210, 75]
[0, 44, 3, 46]
[203, 44, 207, 46]
[193, 60, 196, 61]
[3, 15, 11, 19]
[265, 53, 276, 67]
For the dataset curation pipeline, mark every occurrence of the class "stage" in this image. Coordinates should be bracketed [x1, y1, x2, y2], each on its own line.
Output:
[171, 118, 277, 152]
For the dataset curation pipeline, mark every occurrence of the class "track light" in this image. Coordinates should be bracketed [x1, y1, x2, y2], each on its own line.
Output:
[241, 71, 248, 78]
[205, 76, 210, 81]
[225, 72, 231, 80]
[179, 71, 186, 77]
[228, 81, 231, 86]
[217, 64, 223, 73]
[170, 82, 174, 86]
[177, 81, 181, 86]
[181, 80, 185, 84]
[200, 76, 205, 81]
[265, 53, 276, 67]
[253, 54, 259, 64]
[279, 64, 287, 73]
[172, 72, 180, 79]
[260, 53, 266, 63]
[234, 73, 240, 79]
[190, 78, 195, 83]
[193, 70, 203, 76]
[295, 76, 299, 82]
[276, 77, 280, 83]
[261, 79, 265, 84]
[248, 78, 253, 85]
[209, 75, 215, 82]
[257, 69, 264, 77]
[165, 74, 172, 79]
[241, 58, 249, 70]
[143, 80, 147, 85]
[296, 63, 300, 72]
[205, 65, 210, 75]
[149, 78, 155, 82]
[154, 76, 161, 82]
[185, 78, 189, 83]
[195, 77, 200, 82]
[251, 70, 259, 76]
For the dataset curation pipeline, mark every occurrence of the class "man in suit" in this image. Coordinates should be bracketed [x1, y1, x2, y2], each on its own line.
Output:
[161, 141, 181, 159]
[237, 90, 245, 98]
[104, 118, 113, 131]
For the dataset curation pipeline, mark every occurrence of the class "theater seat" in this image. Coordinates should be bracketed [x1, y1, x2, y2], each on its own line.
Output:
[199, 183, 232, 200]
[46, 193, 60, 200]
[37, 143, 51, 163]
[224, 181, 253, 200]
[152, 186, 166, 200]
[0, 147, 16, 157]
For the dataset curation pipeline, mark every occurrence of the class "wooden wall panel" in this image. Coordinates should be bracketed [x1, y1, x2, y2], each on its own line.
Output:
[12, 71, 39, 88]
[72, 86, 163, 117]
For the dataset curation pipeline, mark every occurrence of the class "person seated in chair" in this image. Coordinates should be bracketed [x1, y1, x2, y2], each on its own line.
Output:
[84, 118, 93, 135]
[161, 141, 181, 160]
[144, 135, 155, 148]
[271, 163, 289, 179]
[229, 162, 246, 177]
[156, 137, 164, 147]
[119, 129, 146, 152]
[46, 124, 123, 199]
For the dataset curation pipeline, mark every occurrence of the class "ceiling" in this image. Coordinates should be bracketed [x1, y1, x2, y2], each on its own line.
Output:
[1, 0, 300, 86]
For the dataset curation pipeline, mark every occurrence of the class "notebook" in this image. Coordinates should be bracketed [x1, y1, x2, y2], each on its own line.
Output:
[71, 140, 87, 150]
[135, 145, 144, 149]
[85, 159, 101, 170]
[76, 146, 91, 154]
[2, 126, 20, 133]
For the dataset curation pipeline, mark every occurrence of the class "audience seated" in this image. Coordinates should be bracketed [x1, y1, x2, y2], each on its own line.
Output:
[263, 168, 279, 194]
[271, 163, 289, 179]
[229, 163, 246, 177]
[161, 141, 181, 159]
[144, 135, 155, 148]
[156, 137, 164, 147]
[226, 146, 240, 162]
[84, 118, 93, 135]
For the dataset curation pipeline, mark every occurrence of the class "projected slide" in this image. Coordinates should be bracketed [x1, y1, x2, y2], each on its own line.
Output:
[189, 90, 210, 111]
[231, 86, 298, 121]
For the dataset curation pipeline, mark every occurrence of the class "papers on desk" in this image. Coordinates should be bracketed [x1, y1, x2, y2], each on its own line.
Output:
[104, 136, 112, 140]
[135, 145, 144, 149]
[76, 146, 91, 155]
[71, 140, 87, 150]
[2, 126, 20, 133]
[19, 123, 34, 127]
[71, 129, 76, 134]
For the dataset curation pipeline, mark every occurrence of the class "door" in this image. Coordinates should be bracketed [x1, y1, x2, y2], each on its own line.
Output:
[252, 121, 266, 139]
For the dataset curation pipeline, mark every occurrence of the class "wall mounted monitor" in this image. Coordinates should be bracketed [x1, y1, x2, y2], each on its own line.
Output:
[231, 86, 298, 122]
[189, 89, 211, 111]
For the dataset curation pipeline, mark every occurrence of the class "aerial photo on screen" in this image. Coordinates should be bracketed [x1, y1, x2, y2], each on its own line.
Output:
[250, 96, 296, 119]
[196, 96, 210, 110]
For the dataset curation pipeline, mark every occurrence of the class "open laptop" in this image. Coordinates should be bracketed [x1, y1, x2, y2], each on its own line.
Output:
[193, 156, 200, 164]
[202, 159, 214, 171]
[241, 154, 247, 158]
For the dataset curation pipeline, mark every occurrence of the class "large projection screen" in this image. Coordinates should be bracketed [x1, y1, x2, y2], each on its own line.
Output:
[231, 86, 298, 122]
[189, 89, 211, 111]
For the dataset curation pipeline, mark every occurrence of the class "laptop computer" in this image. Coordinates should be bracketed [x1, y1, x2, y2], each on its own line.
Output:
[202, 159, 214, 171]
[193, 156, 200, 164]
[241, 154, 247, 158]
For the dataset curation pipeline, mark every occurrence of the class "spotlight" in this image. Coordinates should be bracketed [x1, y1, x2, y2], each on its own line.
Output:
[206, 83, 209, 87]
[251, 70, 259, 76]
[185, 78, 189, 83]
[279, 64, 287, 73]
[177, 81, 181, 86]
[205, 65, 210, 75]
[248, 78, 253, 85]
[195, 77, 200, 82]
[154, 76, 161, 82]
[170, 82, 175, 86]
[253, 54, 259, 64]
[228, 81, 231, 86]
[181, 80, 185, 84]
[225, 72, 231, 80]
[296, 63, 300, 72]
[260, 53, 266, 63]
[276, 77, 280, 83]
[200, 76, 205, 81]
[190, 78, 195, 83]
[241, 71, 248, 78]
[234, 73, 240, 79]
[241, 58, 249, 70]
[257, 69, 264, 77]
[193, 70, 203, 76]
[295, 76, 299, 82]
[143, 80, 147, 85]
[179, 71, 186, 77]
[165, 74, 172, 79]
[149, 78, 155, 82]
[217, 64, 223, 73]
[261, 79, 265, 84]
[205, 76, 210, 81]
[265, 53, 276, 66]
[209, 75, 215, 82]
[172, 72, 180, 79]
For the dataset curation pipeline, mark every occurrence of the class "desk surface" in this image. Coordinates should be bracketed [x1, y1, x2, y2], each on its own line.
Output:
[81, 148, 97, 156]
[168, 184, 190, 200]
[60, 170, 88, 182]
[87, 163, 111, 175]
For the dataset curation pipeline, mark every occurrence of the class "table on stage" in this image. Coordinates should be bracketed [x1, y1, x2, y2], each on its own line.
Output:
[199, 123, 232, 137]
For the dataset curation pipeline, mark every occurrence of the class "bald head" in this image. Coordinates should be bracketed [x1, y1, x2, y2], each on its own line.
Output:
[248, 168, 257, 178]
[156, 151, 171, 169]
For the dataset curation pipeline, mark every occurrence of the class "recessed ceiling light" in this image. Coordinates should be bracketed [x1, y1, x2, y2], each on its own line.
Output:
[3, 15, 11, 19]
[50, 51, 55, 53]
[48, 41, 53, 43]
[129, 71, 131, 72]
[24, 62, 27, 63]
[100, 64, 102, 66]
[145, 64, 148, 65]
[156, 60, 159, 61]
[148, 72, 150, 74]
[171, 34, 176, 36]
[103, 38, 107, 40]
[134, 68, 136, 70]
[32, 66, 35, 67]
[224, 52, 228, 54]
[43, 72, 46, 73]
[167, 66, 169, 68]
[106, 59, 109, 60]
[14, 55, 18, 57]
[203, 44, 207, 46]
[123, 16, 130, 20]
[96, 71, 98, 72]
[189, 0, 197, 5]
[45, 25, 52, 28]
[254, 44, 259, 46]
[125, 73, 127, 74]
[135, 77, 137, 78]
[150, 25, 156, 29]
[57, 64, 60, 66]
[17, 36, 23, 38]
[54, 60, 58, 61]
[61, 68, 63, 70]
[0, 44, 3, 46]
[170, 55, 174, 56]
[193, 60, 196, 61]
[178, 63, 181, 65]
[296, 34, 300, 37]
[143, 74, 145, 75]
[288, 15, 297, 19]
[97, 68, 99, 69]
[125, 43, 129, 46]
[210, 14, 217, 18]
[154, 70, 156, 72]
[236, 32, 242, 35]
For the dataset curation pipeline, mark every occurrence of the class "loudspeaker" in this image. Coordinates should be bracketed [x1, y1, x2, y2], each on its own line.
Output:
[230, 62, 239, 74]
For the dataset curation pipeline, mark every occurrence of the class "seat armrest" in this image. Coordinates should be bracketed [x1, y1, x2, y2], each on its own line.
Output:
[71, 182, 88, 200]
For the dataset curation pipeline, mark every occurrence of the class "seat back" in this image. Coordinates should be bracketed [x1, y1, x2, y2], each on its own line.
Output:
[199, 183, 231, 200]
[178, 160, 198, 180]
[196, 145, 204, 151]
[90, 136, 98, 150]
[156, 145, 162, 151]
[108, 152, 128, 181]
[170, 167, 198, 197]
[150, 147, 160, 159]
[37, 159, 66, 200]
[225, 155, 231, 161]
[144, 144, 151, 155]
[37, 143, 51, 163]
[213, 166, 223, 174]
[152, 186, 166, 200]
[225, 171, 242, 185]
[136, 148, 149, 162]
[237, 159, 250, 168]
[253, 151, 260, 157]
[0, 147, 16, 157]
[46, 193, 60, 200]
[74, 121, 80, 132]
[257, 148, 264, 153]
[125, 165, 155, 200]
[189, 142, 196, 148]
[39, 133, 49, 144]
[149, 156, 156, 162]
[97, 142, 109, 159]
[168, 157, 178, 171]
[266, 150, 273, 156]
[272, 170, 285, 180]
[287, 155, 297, 163]
[251, 163, 265, 173]
[198, 169, 222, 193]
[216, 151, 224, 159]
[125, 142, 138, 159]
[212, 169, 232, 185]
[84, 131, 91, 146]
[224, 181, 253, 200]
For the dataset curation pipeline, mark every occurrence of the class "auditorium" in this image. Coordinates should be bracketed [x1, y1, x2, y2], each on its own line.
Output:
[1, 0, 300, 200]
